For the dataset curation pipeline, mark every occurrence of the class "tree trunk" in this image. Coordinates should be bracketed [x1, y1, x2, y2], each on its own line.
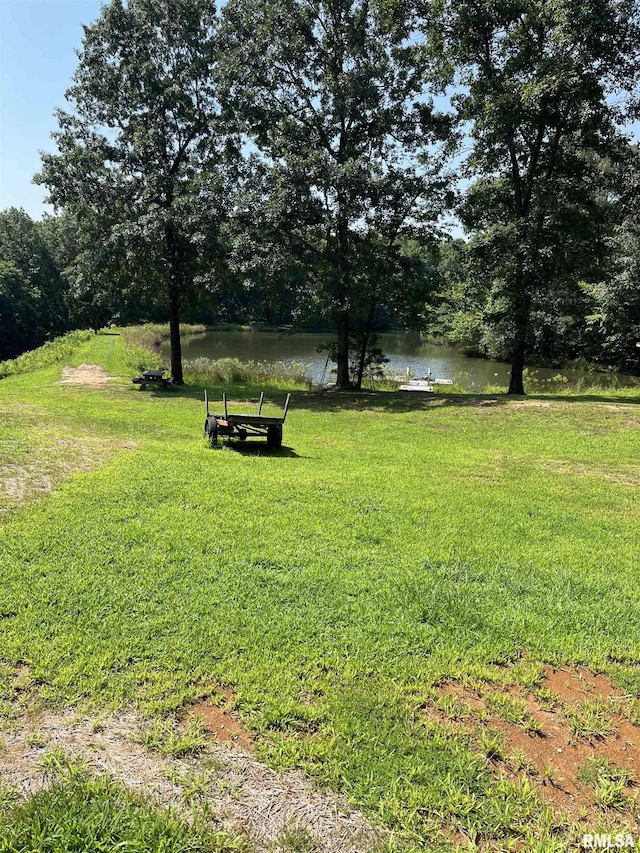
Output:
[355, 300, 376, 390]
[334, 190, 352, 388]
[165, 216, 185, 385]
[507, 244, 529, 396]
[336, 308, 350, 387]
[168, 286, 184, 385]
[508, 339, 525, 395]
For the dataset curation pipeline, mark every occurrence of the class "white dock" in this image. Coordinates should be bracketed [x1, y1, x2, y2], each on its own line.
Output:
[399, 379, 434, 393]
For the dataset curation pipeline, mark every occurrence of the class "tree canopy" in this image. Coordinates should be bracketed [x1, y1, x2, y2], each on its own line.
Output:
[219, 0, 453, 386]
[0, 0, 637, 391]
[36, 0, 233, 383]
[431, 0, 640, 392]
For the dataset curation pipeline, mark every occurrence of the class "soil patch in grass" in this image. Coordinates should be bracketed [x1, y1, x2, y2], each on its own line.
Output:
[188, 689, 253, 750]
[433, 666, 640, 821]
[0, 434, 137, 512]
[59, 363, 113, 387]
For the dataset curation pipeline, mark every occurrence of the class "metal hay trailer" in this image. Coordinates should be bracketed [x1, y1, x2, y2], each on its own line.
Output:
[204, 391, 291, 449]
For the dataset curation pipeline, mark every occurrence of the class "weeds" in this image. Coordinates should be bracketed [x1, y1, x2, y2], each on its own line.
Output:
[120, 323, 206, 353]
[593, 778, 629, 810]
[577, 758, 635, 811]
[484, 692, 540, 733]
[271, 824, 321, 852]
[480, 729, 505, 761]
[137, 718, 208, 758]
[0, 758, 246, 852]
[184, 356, 312, 389]
[578, 757, 634, 788]
[564, 699, 613, 741]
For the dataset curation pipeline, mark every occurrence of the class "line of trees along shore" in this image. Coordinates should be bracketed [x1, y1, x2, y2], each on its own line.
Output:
[1, 0, 639, 391]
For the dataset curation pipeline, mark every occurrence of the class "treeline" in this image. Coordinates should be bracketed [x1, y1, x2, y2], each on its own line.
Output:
[1, 0, 639, 391]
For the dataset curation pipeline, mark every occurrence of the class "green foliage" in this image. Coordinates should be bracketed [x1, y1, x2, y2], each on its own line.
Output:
[435, 0, 640, 393]
[119, 323, 312, 385]
[578, 757, 634, 788]
[564, 699, 613, 741]
[0, 263, 36, 360]
[125, 346, 165, 374]
[36, 0, 233, 384]
[220, 0, 453, 386]
[121, 324, 207, 352]
[0, 209, 71, 359]
[0, 330, 93, 379]
[184, 357, 312, 389]
[577, 757, 633, 810]
[0, 757, 245, 852]
[137, 718, 208, 758]
[121, 324, 204, 374]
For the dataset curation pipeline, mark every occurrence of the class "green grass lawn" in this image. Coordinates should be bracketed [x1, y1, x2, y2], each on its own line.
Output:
[1, 332, 640, 851]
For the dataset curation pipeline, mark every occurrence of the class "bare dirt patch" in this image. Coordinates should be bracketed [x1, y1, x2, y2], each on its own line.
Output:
[59, 363, 113, 388]
[188, 689, 253, 750]
[0, 706, 381, 853]
[432, 666, 640, 821]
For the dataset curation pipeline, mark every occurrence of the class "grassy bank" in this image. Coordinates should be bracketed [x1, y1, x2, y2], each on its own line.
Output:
[0, 330, 94, 379]
[1, 332, 640, 850]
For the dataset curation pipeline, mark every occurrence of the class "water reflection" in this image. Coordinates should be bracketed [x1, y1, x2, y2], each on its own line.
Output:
[172, 329, 635, 391]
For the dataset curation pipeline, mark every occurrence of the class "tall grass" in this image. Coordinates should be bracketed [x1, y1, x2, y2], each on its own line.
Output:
[0, 330, 94, 379]
[120, 323, 207, 353]
[120, 323, 313, 388]
[482, 369, 640, 397]
[184, 356, 312, 389]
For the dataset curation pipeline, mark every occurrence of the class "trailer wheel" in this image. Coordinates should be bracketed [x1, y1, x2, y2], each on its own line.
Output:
[238, 428, 248, 442]
[204, 417, 218, 448]
[266, 424, 282, 449]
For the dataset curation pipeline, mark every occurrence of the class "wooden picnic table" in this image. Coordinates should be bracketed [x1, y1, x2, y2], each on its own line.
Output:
[132, 369, 174, 390]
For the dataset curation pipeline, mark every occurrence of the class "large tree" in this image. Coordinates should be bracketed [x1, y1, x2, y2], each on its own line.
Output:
[36, 0, 232, 383]
[432, 0, 640, 393]
[220, 0, 452, 386]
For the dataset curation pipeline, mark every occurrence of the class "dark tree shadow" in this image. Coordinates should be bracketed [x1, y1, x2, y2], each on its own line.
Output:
[211, 442, 303, 458]
[134, 381, 640, 413]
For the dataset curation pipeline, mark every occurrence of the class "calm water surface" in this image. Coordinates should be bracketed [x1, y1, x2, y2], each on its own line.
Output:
[175, 330, 635, 391]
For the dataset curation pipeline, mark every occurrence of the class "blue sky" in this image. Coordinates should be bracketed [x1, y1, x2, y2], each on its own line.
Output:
[1, 1, 637, 225]
[0, 0, 104, 218]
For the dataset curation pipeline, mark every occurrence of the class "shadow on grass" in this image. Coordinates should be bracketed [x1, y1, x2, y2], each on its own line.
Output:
[141, 381, 640, 414]
[210, 442, 303, 458]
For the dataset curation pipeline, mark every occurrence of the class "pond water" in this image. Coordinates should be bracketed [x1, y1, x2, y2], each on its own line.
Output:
[174, 329, 636, 392]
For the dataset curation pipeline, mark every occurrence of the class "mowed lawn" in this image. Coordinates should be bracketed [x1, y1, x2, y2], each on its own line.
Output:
[1, 333, 640, 850]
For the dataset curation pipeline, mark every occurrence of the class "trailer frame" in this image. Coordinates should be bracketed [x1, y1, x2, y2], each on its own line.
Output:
[204, 391, 291, 449]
